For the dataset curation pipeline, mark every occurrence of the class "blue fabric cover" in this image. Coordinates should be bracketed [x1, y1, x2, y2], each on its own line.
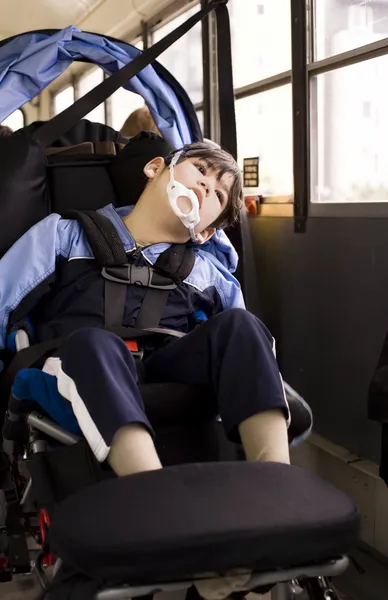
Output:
[0, 27, 193, 147]
[12, 368, 81, 435]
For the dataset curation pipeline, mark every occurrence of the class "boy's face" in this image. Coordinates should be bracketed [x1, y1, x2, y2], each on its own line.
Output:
[144, 156, 234, 242]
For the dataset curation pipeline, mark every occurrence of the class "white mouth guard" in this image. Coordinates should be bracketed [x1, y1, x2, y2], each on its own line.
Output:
[166, 150, 200, 243]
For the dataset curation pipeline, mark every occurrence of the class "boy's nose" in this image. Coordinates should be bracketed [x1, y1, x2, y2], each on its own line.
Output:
[200, 180, 211, 197]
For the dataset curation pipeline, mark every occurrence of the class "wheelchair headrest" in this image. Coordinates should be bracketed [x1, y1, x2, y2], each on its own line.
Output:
[0, 126, 174, 257]
[0, 124, 248, 291]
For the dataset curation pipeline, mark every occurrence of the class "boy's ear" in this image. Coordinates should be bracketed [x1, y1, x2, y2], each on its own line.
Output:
[196, 227, 216, 244]
[143, 156, 165, 180]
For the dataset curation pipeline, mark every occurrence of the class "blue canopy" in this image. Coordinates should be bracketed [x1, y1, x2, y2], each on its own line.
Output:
[0, 26, 195, 147]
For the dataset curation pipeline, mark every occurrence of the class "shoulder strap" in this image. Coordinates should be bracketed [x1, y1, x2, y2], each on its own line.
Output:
[64, 209, 195, 329]
[62, 209, 127, 266]
[135, 245, 195, 329]
[215, 2, 237, 159]
[154, 243, 195, 285]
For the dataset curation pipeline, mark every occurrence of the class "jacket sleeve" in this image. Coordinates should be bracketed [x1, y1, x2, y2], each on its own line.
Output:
[215, 271, 246, 311]
[0, 214, 64, 350]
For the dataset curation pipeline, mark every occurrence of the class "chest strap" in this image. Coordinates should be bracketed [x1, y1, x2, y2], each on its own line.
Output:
[62, 210, 195, 330]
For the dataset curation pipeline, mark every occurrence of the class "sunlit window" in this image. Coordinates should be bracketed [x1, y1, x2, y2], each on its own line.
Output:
[53, 86, 75, 116]
[228, 0, 291, 88]
[1, 109, 25, 132]
[236, 86, 293, 198]
[78, 68, 105, 123]
[152, 5, 203, 104]
[314, 0, 388, 60]
[311, 55, 388, 202]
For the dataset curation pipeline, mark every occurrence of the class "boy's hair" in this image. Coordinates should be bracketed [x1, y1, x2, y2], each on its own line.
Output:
[165, 141, 243, 230]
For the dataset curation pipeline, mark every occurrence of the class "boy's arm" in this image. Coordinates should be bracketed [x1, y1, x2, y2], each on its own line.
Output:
[0, 214, 64, 350]
[212, 268, 245, 313]
[219, 274, 246, 310]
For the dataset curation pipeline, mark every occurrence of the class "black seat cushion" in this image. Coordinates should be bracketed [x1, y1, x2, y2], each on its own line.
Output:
[49, 461, 360, 584]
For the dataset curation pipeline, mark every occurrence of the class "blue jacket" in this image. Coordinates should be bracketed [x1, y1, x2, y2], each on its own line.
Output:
[0, 203, 245, 350]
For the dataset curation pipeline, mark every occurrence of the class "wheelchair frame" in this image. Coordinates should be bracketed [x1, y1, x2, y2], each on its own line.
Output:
[0, 402, 347, 600]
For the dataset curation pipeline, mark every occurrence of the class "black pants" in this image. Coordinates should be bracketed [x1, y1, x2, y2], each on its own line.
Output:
[47, 309, 288, 462]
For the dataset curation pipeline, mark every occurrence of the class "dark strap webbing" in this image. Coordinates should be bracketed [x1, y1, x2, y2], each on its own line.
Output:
[0, 327, 185, 411]
[32, 1, 223, 148]
[135, 244, 195, 329]
[215, 2, 237, 159]
[154, 243, 196, 286]
[63, 210, 127, 266]
[104, 280, 127, 328]
[65, 209, 195, 329]
[108, 326, 185, 340]
[380, 423, 388, 487]
[62, 210, 128, 327]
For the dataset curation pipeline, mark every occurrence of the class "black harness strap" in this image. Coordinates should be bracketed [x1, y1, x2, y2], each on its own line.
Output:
[135, 244, 195, 329]
[63, 210, 127, 265]
[0, 326, 187, 416]
[215, 1, 237, 159]
[64, 210, 195, 330]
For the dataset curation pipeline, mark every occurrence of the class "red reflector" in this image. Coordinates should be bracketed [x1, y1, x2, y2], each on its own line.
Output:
[125, 341, 139, 352]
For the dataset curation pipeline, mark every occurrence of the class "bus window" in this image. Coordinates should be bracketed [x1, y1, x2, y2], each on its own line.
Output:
[1, 108, 25, 132]
[78, 68, 105, 124]
[152, 5, 203, 105]
[53, 86, 75, 116]
[236, 85, 293, 198]
[229, 0, 291, 88]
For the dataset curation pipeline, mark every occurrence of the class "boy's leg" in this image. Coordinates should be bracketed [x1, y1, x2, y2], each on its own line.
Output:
[144, 309, 295, 464]
[44, 328, 161, 476]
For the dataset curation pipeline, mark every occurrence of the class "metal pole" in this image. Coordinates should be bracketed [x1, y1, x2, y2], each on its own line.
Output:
[291, 0, 309, 233]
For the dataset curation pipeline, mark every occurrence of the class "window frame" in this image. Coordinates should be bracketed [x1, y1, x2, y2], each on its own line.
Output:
[307, 0, 388, 217]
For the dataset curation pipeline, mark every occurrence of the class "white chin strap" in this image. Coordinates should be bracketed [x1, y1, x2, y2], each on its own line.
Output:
[166, 150, 200, 242]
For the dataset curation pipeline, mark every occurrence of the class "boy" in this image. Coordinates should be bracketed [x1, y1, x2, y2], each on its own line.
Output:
[0, 141, 311, 477]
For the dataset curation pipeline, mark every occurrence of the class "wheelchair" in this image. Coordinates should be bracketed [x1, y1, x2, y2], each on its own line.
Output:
[0, 125, 360, 599]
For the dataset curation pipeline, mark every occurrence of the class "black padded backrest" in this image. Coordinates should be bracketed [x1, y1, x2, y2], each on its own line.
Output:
[47, 153, 118, 214]
[47, 130, 176, 215]
[0, 132, 48, 257]
[108, 131, 175, 207]
[0, 126, 248, 295]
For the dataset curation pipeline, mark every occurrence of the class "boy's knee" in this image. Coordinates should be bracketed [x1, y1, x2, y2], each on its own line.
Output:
[66, 327, 122, 353]
[216, 308, 259, 330]
[214, 309, 272, 343]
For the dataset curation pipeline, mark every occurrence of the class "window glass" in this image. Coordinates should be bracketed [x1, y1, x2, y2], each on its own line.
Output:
[78, 68, 105, 123]
[236, 86, 293, 197]
[311, 55, 388, 202]
[110, 88, 145, 133]
[53, 86, 74, 116]
[314, 0, 388, 60]
[229, 0, 291, 88]
[1, 109, 24, 132]
[152, 5, 203, 104]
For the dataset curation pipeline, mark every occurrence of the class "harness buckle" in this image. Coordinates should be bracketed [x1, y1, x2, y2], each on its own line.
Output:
[102, 265, 177, 290]
[124, 340, 144, 359]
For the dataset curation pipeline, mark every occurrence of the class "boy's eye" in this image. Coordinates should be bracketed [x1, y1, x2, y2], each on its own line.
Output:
[195, 162, 206, 175]
[215, 190, 224, 205]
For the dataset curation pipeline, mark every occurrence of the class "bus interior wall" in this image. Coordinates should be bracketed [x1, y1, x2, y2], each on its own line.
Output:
[249, 215, 388, 463]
